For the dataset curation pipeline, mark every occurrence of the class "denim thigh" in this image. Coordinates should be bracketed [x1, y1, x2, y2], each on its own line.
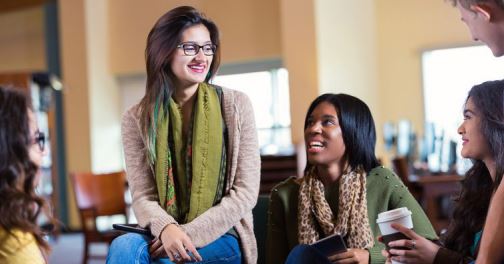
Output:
[107, 233, 241, 264]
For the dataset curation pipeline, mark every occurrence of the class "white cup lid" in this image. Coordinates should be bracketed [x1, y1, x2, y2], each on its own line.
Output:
[376, 207, 412, 223]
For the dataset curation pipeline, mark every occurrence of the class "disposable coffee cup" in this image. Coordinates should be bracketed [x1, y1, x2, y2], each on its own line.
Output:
[376, 207, 413, 264]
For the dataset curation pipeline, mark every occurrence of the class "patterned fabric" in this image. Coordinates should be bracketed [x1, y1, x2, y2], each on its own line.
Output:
[153, 83, 226, 223]
[122, 88, 260, 263]
[297, 167, 374, 249]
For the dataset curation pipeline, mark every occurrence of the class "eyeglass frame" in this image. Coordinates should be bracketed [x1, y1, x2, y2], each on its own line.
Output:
[176, 42, 217, 56]
[33, 130, 46, 152]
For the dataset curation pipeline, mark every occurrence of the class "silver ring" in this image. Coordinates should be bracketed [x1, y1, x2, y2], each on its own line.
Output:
[411, 240, 416, 249]
[173, 252, 180, 260]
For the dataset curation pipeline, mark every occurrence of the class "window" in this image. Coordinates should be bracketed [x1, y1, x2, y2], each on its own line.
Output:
[118, 59, 293, 155]
[422, 45, 504, 173]
[213, 60, 292, 154]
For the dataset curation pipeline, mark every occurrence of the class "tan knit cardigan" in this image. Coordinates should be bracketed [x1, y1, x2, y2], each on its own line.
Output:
[121, 88, 260, 263]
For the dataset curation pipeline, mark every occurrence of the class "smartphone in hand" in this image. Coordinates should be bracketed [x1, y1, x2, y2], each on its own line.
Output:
[310, 233, 347, 257]
[113, 224, 153, 239]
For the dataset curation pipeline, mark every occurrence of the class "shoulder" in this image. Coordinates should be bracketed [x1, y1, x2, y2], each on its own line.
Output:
[216, 86, 255, 127]
[121, 103, 144, 145]
[218, 87, 252, 107]
[270, 177, 301, 201]
[218, 86, 246, 97]
[368, 166, 399, 180]
[122, 103, 141, 126]
[0, 228, 44, 263]
[367, 166, 403, 187]
[0, 228, 36, 246]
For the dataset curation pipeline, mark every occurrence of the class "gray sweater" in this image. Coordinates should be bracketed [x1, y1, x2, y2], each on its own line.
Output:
[121, 88, 260, 263]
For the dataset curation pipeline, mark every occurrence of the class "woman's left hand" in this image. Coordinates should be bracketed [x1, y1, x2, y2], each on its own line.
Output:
[149, 238, 167, 258]
[328, 248, 369, 264]
[387, 223, 440, 264]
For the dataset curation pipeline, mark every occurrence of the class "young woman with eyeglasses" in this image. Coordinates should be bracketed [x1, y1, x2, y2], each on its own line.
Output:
[0, 85, 54, 263]
[107, 6, 260, 264]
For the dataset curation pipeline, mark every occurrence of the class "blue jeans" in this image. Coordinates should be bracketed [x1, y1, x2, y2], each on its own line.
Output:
[285, 244, 332, 264]
[106, 233, 241, 264]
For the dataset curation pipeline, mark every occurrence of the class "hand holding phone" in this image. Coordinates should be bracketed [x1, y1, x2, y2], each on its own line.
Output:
[310, 233, 347, 257]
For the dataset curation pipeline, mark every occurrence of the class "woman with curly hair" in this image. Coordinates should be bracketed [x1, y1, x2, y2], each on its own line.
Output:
[0, 85, 55, 263]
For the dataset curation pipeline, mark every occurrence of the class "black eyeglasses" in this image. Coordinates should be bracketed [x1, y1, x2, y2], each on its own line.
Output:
[34, 130, 46, 152]
[177, 42, 217, 56]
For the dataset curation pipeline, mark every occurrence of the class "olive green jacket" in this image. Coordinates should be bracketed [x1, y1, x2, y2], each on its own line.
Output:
[266, 166, 438, 264]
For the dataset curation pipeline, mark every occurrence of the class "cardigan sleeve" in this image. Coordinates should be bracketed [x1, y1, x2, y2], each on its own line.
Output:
[266, 188, 291, 264]
[368, 169, 438, 264]
[388, 173, 438, 239]
[121, 107, 178, 238]
[180, 92, 261, 247]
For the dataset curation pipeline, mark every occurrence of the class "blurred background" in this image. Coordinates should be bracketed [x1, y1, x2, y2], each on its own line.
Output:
[2, 0, 504, 263]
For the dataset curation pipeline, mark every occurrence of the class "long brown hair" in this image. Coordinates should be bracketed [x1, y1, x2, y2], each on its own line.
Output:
[139, 6, 221, 162]
[0, 86, 56, 252]
[444, 80, 504, 256]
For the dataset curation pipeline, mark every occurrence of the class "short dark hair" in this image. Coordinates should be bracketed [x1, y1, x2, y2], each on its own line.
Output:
[304, 93, 379, 173]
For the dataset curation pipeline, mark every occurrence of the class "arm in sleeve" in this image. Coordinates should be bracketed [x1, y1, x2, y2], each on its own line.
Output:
[368, 173, 438, 264]
[121, 109, 178, 238]
[389, 174, 438, 240]
[266, 188, 290, 264]
[180, 93, 261, 246]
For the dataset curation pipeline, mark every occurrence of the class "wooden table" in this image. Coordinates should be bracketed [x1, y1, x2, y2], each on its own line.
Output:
[409, 174, 463, 233]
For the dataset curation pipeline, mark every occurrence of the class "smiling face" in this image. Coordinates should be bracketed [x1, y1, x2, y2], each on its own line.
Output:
[170, 24, 214, 89]
[458, 97, 492, 160]
[304, 101, 346, 167]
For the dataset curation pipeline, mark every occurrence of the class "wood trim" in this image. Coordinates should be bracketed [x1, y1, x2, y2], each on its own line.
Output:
[0, 0, 49, 14]
[0, 73, 31, 92]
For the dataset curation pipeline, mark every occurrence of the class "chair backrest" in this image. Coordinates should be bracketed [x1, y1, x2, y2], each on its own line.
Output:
[392, 156, 411, 185]
[71, 171, 127, 217]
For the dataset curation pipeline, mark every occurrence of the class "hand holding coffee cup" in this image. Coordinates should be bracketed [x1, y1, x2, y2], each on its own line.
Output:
[376, 207, 414, 264]
[377, 207, 439, 264]
[385, 223, 440, 264]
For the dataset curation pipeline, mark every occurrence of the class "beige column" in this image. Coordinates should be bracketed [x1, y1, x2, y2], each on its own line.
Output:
[315, 0, 383, 156]
[59, 0, 122, 228]
[280, 0, 383, 156]
[279, 0, 319, 145]
[85, 0, 122, 174]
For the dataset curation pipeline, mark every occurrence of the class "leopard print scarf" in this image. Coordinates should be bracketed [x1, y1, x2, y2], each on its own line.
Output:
[297, 167, 374, 249]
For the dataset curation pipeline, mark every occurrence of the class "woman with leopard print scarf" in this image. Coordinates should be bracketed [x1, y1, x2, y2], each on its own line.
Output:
[266, 94, 437, 264]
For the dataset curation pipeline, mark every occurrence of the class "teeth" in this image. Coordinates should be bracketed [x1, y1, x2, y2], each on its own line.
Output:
[310, 141, 323, 147]
[189, 65, 204, 70]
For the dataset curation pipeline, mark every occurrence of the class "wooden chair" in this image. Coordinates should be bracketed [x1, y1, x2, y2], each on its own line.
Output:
[71, 171, 127, 264]
[391, 156, 422, 201]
